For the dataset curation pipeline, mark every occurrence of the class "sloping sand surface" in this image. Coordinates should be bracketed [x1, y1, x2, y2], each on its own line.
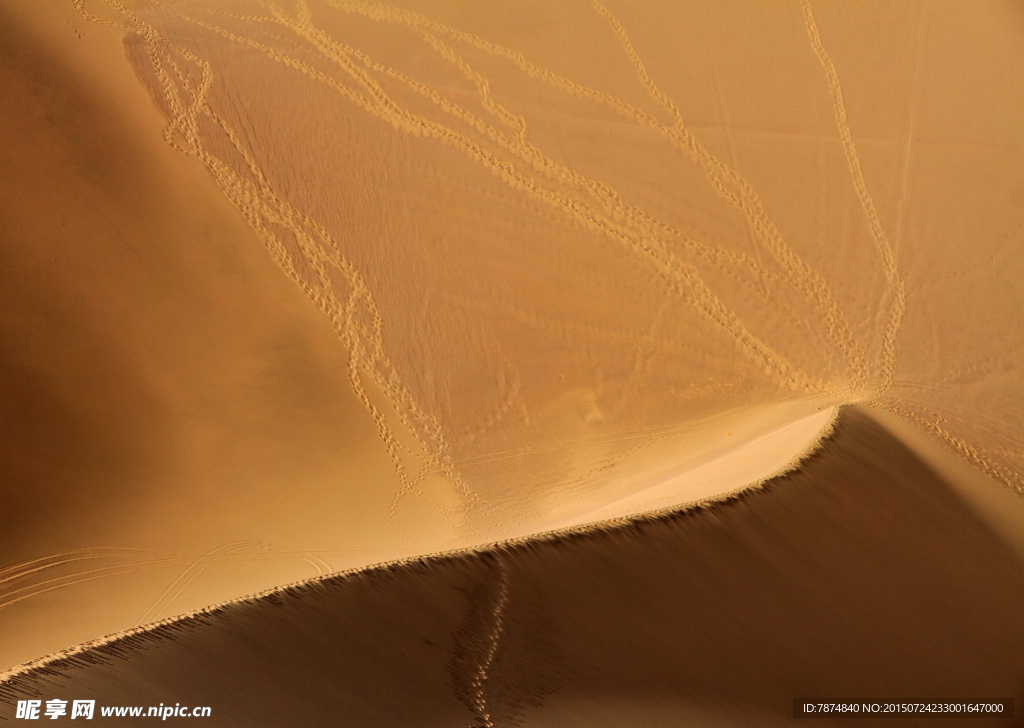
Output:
[0, 1, 441, 669]
[0, 0, 836, 670]
[76, 0, 1023, 507]
[1, 0, 1023, 708]
[4, 408, 1023, 726]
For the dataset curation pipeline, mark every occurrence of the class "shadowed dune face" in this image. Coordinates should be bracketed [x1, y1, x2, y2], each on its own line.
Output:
[2, 409, 1023, 727]
[0, 1, 447, 669]
[1, 0, 1023, 686]
[0, 6, 174, 551]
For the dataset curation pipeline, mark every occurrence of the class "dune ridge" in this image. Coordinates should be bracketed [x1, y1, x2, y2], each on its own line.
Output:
[0, 404, 840, 687]
[3, 407, 1024, 726]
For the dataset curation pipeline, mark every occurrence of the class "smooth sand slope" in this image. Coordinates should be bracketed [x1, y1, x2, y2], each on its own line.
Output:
[0, 0, 450, 669]
[3, 408, 1024, 727]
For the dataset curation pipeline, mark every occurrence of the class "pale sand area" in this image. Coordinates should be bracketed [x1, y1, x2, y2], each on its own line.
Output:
[539, 405, 836, 530]
[3, 409, 1024, 727]
[0, 0, 1022, 686]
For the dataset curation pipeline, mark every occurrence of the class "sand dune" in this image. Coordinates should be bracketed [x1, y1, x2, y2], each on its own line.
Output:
[3, 408, 1024, 726]
[1, 0, 1023, 721]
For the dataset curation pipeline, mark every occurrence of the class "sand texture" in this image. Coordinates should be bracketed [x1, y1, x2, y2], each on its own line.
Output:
[1, 0, 1023, 719]
[3, 409, 1024, 726]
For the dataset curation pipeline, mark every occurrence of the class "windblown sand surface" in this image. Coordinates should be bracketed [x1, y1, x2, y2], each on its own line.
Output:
[1, 0, 1023, 719]
[3, 409, 1024, 727]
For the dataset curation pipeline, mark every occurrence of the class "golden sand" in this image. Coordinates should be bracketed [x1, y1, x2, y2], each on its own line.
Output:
[4, 409, 1024, 726]
[1, 0, 1022, 700]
